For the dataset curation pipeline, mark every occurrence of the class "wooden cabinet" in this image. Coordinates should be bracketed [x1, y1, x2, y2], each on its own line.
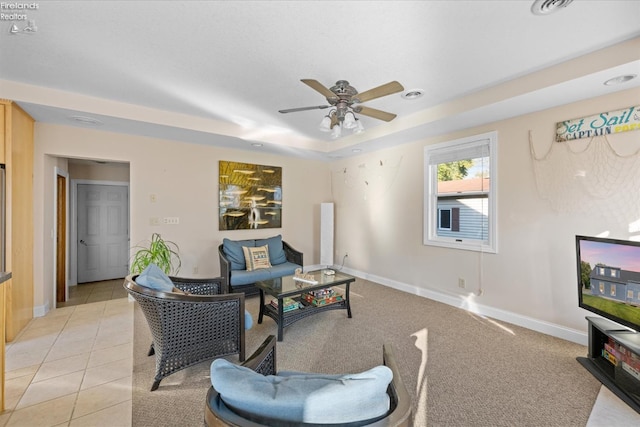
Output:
[1, 100, 34, 341]
[0, 100, 34, 411]
[0, 274, 11, 412]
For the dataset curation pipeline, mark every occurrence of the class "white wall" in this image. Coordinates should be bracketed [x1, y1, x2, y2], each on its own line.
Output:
[331, 87, 640, 343]
[33, 125, 332, 313]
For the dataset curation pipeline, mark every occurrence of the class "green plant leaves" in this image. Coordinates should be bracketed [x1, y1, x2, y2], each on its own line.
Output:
[130, 233, 181, 275]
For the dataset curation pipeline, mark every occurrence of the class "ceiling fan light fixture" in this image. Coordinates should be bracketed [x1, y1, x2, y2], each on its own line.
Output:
[331, 124, 342, 139]
[353, 119, 365, 134]
[343, 111, 357, 129]
[318, 114, 332, 132]
[281, 79, 403, 135]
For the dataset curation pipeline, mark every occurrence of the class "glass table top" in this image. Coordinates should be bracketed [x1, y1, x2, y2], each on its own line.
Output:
[256, 270, 355, 297]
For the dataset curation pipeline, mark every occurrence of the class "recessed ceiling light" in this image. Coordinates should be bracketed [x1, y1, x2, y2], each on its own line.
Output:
[603, 74, 637, 86]
[401, 89, 424, 100]
[531, 0, 574, 16]
[352, 148, 362, 153]
[69, 115, 103, 126]
[251, 143, 263, 147]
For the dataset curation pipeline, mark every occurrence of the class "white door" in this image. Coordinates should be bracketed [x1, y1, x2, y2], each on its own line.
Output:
[77, 184, 129, 283]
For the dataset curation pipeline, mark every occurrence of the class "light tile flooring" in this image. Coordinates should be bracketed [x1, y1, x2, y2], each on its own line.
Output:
[57, 279, 128, 308]
[1, 279, 132, 427]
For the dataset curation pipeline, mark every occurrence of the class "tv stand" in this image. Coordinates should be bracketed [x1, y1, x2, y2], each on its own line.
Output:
[577, 316, 640, 414]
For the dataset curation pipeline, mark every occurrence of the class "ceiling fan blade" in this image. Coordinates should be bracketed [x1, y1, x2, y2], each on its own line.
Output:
[354, 81, 404, 103]
[355, 106, 397, 122]
[278, 105, 330, 114]
[301, 79, 338, 102]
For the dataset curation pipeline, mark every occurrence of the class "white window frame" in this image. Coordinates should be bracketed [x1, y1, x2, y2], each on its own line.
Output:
[423, 131, 498, 253]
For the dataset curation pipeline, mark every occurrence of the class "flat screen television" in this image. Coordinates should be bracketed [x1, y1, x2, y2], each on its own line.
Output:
[576, 235, 640, 333]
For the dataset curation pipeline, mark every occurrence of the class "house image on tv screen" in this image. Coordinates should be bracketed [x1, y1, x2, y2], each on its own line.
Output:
[589, 264, 640, 306]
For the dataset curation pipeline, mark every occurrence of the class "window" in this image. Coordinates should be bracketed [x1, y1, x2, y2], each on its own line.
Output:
[628, 290, 634, 300]
[438, 209, 451, 230]
[423, 131, 497, 252]
[599, 282, 604, 294]
[610, 284, 616, 297]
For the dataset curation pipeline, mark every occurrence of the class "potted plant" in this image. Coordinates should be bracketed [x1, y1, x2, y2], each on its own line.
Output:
[130, 233, 182, 275]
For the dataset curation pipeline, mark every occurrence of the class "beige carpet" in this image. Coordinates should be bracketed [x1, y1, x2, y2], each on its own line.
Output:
[133, 279, 604, 426]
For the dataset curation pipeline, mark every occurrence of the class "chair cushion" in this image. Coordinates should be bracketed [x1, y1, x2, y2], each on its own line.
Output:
[135, 263, 174, 292]
[255, 235, 287, 265]
[223, 238, 256, 270]
[210, 359, 392, 424]
[229, 262, 300, 286]
[243, 245, 272, 271]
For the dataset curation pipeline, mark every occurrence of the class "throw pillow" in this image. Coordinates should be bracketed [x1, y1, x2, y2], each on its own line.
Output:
[255, 235, 287, 265]
[210, 359, 392, 423]
[135, 263, 174, 292]
[243, 245, 272, 271]
[244, 310, 253, 330]
[223, 238, 256, 270]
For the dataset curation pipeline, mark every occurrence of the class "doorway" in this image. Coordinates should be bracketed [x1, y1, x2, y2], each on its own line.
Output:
[56, 172, 67, 303]
[53, 159, 130, 309]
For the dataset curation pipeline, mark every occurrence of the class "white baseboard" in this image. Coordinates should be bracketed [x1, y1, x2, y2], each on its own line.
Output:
[34, 302, 50, 318]
[325, 265, 588, 346]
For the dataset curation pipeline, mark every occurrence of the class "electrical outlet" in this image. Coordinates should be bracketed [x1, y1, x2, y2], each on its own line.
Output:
[458, 278, 466, 289]
[149, 217, 160, 226]
[193, 266, 199, 274]
[163, 217, 179, 225]
[150, 193, 157, 203]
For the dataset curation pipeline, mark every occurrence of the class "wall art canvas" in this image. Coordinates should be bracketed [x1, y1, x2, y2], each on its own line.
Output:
[219, 160, 282, 230]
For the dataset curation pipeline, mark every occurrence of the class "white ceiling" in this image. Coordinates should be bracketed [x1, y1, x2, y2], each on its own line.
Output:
[1, 0, 639, 160]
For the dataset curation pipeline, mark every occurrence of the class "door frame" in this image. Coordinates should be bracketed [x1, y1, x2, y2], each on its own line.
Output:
[51, 166, 70, 308]
[70, 179, 130, 286]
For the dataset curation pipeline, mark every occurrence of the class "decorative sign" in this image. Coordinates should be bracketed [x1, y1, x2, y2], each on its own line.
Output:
[556, 105, 640, 142]
[219, 161, 282, 230]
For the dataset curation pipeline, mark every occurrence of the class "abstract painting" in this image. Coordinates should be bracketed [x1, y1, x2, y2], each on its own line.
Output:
[219, 160, 282, 230]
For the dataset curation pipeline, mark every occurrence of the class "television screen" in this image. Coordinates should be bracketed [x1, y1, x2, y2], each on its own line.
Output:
[576, 235, 640, 332]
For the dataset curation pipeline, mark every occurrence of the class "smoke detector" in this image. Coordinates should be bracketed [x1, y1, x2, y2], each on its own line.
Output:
[531, 0, 574, 16]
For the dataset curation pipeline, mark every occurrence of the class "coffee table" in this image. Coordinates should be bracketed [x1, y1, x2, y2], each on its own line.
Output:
[256, 270, 355, 341]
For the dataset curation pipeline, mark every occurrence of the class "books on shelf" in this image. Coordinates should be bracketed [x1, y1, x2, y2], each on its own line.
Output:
[270, 297, 299, 312]
[604, 338, 640, 373]
[306, 288, 334, 298]
[301, 288, 343, 307]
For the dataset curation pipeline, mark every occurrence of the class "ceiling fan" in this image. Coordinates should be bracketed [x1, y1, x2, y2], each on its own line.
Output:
[279, 79, 404, 131]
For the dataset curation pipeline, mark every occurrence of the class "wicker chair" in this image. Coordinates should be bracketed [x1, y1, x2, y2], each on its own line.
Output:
[124, 274, 246, 391]
[205, 335, 413, 426]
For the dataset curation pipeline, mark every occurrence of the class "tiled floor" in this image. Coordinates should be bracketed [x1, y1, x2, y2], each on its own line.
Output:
[57, 279, 128, 308]
[1, 279, 132, 427]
